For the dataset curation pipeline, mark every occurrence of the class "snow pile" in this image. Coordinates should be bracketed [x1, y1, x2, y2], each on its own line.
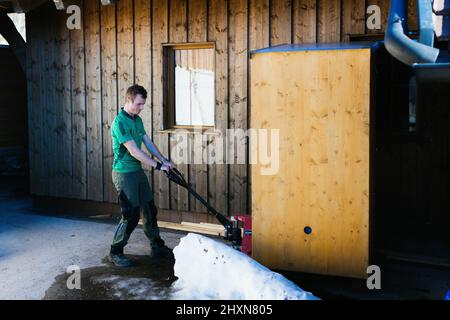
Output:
[171, 233, 319, 300]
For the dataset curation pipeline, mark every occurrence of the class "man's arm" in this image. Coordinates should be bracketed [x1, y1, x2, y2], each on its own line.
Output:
[142, 134, 174, 169]
[123, 139, 169, 171]
[142, 134, 166, 162]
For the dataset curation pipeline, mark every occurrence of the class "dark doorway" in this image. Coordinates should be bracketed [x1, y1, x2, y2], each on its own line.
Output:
[374, 45, 450, 261]
[0, 45, 28, 183]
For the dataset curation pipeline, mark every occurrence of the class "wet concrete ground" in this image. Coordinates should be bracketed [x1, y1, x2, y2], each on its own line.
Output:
[0, 176, 188, 299]
[44, 253, 177, 300]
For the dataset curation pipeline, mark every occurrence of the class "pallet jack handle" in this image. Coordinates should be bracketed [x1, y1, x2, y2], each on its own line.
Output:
[162, 166, 242, 246]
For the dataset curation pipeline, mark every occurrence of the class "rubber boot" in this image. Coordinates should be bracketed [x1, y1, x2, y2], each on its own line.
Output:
[149, 237, 171, 258]
[109, 246, 132, 267]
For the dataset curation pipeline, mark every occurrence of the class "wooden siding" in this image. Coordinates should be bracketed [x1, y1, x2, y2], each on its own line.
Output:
[26, 0, 419, 220]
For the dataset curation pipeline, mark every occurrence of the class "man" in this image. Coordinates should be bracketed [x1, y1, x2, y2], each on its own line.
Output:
[109, 84, 174, 267]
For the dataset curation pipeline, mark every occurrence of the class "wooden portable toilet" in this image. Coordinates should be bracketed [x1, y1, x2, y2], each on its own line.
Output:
[250, 43, 375, 279]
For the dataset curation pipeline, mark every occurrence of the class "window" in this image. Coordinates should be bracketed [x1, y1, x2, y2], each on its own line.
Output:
[165, 43, 215, 129]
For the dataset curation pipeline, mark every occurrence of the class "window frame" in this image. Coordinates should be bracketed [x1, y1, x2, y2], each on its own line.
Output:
[163, 42, 216, 131]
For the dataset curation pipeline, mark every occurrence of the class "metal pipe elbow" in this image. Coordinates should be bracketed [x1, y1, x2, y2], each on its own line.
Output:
[384, 2, 440, 66]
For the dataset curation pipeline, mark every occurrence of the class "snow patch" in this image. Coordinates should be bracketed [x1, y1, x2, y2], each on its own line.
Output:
[92, 275, 168, 300]
[171, 233, 319, 300]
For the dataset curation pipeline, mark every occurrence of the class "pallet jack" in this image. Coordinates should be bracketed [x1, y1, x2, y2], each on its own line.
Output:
[163, 167, 252, 256]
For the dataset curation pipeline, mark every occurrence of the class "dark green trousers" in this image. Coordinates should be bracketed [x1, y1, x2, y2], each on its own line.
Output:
[110, 170, 160, 253]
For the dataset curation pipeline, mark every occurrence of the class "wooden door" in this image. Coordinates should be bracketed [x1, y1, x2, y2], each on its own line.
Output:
[250, 47, 372, 278]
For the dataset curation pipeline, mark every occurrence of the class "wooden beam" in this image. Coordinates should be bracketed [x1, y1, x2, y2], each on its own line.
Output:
[0, 12, 25, 72]
[155, 221, 225, 237]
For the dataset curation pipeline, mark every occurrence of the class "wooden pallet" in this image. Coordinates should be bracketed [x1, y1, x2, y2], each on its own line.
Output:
[139, 220, 225, 237]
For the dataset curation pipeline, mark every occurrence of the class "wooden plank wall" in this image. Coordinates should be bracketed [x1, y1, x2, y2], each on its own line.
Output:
[26, 0, 419, 221]
[70, 0, 87, 199]
[101, 2, 117, 203]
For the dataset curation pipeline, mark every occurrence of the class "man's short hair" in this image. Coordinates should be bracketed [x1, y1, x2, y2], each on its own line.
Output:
[126, 84, 147, 102]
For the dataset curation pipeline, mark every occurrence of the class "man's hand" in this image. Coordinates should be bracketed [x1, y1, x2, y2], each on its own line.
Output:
[162, 158, 175, 170]
[160, 163, 171, 172]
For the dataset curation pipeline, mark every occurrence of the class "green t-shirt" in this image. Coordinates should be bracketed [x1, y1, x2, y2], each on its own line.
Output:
[111, 108, 146, 173]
